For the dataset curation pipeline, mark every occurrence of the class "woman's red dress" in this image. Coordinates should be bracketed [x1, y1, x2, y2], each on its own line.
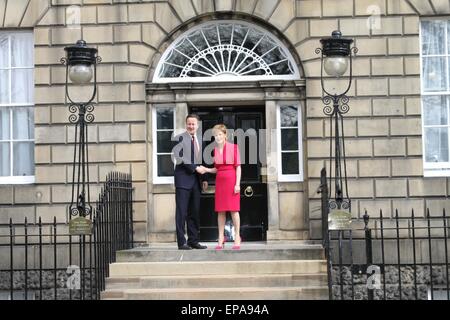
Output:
[214, 142, 241, 212]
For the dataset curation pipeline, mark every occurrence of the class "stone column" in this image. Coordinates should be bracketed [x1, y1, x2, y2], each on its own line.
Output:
[264, 99, 280, 237]
[175, 102, 188, 135]
[146, 101, 156, 237]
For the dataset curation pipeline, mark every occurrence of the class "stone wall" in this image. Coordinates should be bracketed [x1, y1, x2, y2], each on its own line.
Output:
[299, 0, 450, 238]
[332, 265, 449, 300]
[0, 270, 95, 300]
[1, 0, 150, 242]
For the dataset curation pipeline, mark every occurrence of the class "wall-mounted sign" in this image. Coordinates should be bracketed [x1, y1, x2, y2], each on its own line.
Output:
[69, 217, 92, 235]
[328, 209, 352, 230]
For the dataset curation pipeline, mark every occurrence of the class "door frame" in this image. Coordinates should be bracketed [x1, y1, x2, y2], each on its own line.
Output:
[189, 105, 268, 241]
[146, 80, 308, 241]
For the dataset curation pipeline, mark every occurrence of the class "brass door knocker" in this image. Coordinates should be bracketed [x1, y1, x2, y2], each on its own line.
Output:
[244, 186, 254, 197]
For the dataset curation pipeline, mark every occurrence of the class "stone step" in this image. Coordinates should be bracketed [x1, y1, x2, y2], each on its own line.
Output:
[116, 243, 325, 262]
[101, 286, 329, 300]
[109, 260, 327, 277]
[102, 242, 329, 300]
[105, 273, 327, 289]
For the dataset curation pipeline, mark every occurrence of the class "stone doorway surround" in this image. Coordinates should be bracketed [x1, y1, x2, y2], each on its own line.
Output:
[145, 80, 309, 242]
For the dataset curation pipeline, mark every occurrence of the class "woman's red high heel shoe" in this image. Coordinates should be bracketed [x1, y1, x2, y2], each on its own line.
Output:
[215, 238, 225, 250]
[232, 236, 241, 250]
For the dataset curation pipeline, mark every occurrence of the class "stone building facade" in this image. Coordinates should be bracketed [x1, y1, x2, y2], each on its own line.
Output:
[0, 0, 449, 244]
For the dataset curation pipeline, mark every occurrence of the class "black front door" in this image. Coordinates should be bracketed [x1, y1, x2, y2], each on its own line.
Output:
[191, 106, 268, 241]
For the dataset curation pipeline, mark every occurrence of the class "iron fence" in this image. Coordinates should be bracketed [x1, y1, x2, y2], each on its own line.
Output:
[321, 168, 450, 300]
[0, 172, 133, 300]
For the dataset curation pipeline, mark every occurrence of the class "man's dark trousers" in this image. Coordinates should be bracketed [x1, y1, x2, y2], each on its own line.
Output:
[175, 184, 200, 247]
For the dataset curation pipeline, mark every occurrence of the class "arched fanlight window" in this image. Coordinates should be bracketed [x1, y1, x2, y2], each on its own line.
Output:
[153, 20, 300, 83]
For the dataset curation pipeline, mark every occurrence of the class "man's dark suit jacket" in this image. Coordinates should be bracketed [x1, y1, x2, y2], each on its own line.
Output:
[173, 131, 206, 189]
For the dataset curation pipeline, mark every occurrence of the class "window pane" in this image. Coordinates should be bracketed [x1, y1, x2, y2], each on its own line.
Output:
[0, 35, 9, 68]
[156, 108, 173, 129]
[421, 20, 445, 55]
[11, 33, 34, 68]
[0, 108, 10, 140]
[242, 28, 263, 51]
[13, 107, 34, 140]
[167, 49, 189, 69]
[262, 46, 285, 65]
[203, 25, 219, 47]
[0, 142, 10, 176]
[0, 70, 10, 103]
[281, 128, 298, 151]
[254, 36, 273, 57]
[188, 30, 208, 51]
[281, 152, 299, 175]
[159, 63, 182, 78]
[447, 21, 450, 54]
[218, 24, 232, 44]
[157, 131, 175, 153]
[157, 154, 174, 177]
[422, 57, 447, 92]
[175, 38, 197, 59]
[11, 69, 33, 103]
[280, 106, 298, 127]
[13, 142, 34, 176]
[423, 96, 448, 125]
[425, 127, 449, 162]
[241, 119, 256, 131]
[232, 25, 249, 46]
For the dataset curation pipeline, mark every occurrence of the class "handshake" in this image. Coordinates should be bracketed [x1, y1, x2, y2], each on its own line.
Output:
[195, 165, 209, 175]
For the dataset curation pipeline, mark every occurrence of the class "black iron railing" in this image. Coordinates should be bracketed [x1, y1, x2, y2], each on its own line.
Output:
[325, 210, 450, 300]
[321, 169, 450, 300]
[0, 172, 133, 300]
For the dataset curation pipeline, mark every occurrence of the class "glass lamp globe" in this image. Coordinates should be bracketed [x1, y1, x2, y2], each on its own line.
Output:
[69, 64, 93, 84]
[323, 56, 349, 77]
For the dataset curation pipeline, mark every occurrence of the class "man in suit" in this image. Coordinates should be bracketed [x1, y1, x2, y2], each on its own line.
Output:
[173, 114, 208, 250]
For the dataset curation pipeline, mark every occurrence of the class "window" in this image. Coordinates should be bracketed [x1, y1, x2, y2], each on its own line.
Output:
[0, 31, 34, 184]
[428, 286, 450, 300]
[420, 20, 450, 176]
[0, 290, 35, 300]
[153, 20, 300, 83]
[277, 103, 303, 182]
[152, 106, 176, 184]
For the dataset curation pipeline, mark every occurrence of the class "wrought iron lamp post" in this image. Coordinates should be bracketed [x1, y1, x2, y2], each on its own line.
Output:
[316, 31, 357, 222]
[61, 40, 101, 224]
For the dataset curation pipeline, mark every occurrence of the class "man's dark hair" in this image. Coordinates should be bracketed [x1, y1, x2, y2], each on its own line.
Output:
[186, 114, 200, 122]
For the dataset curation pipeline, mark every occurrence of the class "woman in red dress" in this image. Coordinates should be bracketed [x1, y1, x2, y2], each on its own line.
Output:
[205, 124, 241, 250]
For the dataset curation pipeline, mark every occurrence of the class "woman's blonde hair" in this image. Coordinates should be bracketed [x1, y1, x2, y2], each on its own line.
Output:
[212, 124, 227, 139]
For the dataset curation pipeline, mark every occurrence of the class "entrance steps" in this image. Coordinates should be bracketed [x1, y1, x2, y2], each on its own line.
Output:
[101, 241, 329, 300]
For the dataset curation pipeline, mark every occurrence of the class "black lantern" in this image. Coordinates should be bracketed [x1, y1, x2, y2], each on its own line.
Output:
[316, 31, 357, 213]
[64, 40, 98, 84]
[61, 40, 101, 221]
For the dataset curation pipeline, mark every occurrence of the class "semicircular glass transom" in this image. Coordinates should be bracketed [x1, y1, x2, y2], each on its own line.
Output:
[153, 21, 300, 83]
